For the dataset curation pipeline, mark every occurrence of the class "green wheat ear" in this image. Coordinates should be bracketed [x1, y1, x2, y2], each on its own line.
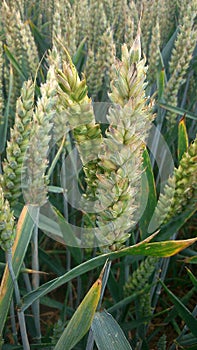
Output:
[22, 66, 58, 206]
[164, 1, 197, 126]
[147, 20, 161, 84]
[0, 80, 35, 206]
[154, 136, 197, 226]
[124, 256, 158, 317]
[94, 28, 155, 248]
[0, 186, 15, 251]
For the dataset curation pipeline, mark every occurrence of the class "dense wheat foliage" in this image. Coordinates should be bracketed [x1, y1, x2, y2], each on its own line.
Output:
[0, 1, 196, 349]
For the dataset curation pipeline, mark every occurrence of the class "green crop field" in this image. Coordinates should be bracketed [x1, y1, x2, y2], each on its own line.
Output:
[0, 1, 196, 349]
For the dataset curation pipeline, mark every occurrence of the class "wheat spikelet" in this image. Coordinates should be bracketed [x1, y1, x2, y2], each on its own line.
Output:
[87, 0, 107, 52]
[102, 0, 114, 24]
[19, 19, 39, 77]
[85, 48, 103, 98]
[124, 256, 158, 317]
[154, 137, 197, 226]
[158, 0, 177, 47]
[141, 0, 158, 58]
[147, 20, 161, 84]
[55, 50, 102, 198]
[113, 0, 128, 55]
[0, 186, 15, 251]
[0, 80, 35, 205]
[75, 0, 89, 46]
[164, 3, 197, 125]
[2, 2, 23, 68]
[94, 33, 155, 247]
[22, 66, 57, 206]
[2, 1, 25, 103]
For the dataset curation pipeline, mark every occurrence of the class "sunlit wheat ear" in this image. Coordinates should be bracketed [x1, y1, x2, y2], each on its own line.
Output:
[127, 1, 139, 37]
[85, 48, 103, 97]
[154, 137, 197, 226]
[0, 80, 35, 206]
[53, 0, 77, 58]
[85, 29, 116, 97]
[55, 49, 102, 198]
[140, 0, 158, 58]
[97, 29, 116, 90]
[87, 0, 107, 51]
[2, 1, 23, 67]
[75, 0, 88, 45]
[22, 66, 58, 206]
[102, 0, 114, 23]
[113, 0, 128, 50]
[124, 7, 135, 50]
[95, 31, 155, 248]
[2, 2, 25, 101]
[147, 20, 161, 84]
[19, 18, 39, 77]
[0, 186, 15, 251]
[164, 1, 197, 126]
[52, 2, 63, 54]
[158, 0, 176, 46]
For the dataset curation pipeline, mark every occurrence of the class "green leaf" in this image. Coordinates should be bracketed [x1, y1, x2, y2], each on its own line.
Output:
[176, 333, 197, 348]
[160, 280, 197, 337]
[139, 147, 157, 239]
[0, 205, 38, 338]
[157, 67, 165, 102]
[4, 45, 27, 80]
[186, 268, 197, 289]
[178, 117, 188, 162]
[48, 186, 64, 193]
[159, 103, 197, 120]
[184, 256, 197, 264]
[20, 234, 197, 312]
[28, 20, 47, 57]
[39, 248, 66, 276]
[36, 207, 82, 263]
[72, 37, 87, 67]
[92, 310, 133, 350]
[54, 271, 103, 350]
[0, 65, 13, 154]
[161, 28, 178, 67]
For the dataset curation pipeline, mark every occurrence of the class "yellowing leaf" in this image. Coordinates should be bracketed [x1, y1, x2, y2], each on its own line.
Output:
[54, 267, 104, 350]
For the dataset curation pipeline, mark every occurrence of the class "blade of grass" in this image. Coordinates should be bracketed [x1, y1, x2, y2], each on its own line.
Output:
[20, 235, 197, 312]
[0, 65, 13, 154]
[178, 116, 189, 162]
[159, 102, 197, 120]
[4, 45, 27, 80]
[54, 268, 103, 350]
[0, 205, 38, 339]
[6, 249, 30, 350]
[160, 280, 197, 337]
[139, 147, 157, 239]
[186, 268, 197, 289]
[91, 310, 133, 350]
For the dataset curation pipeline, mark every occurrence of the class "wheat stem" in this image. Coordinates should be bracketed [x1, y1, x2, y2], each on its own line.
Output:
[6, 249, 30, 350]
[31, 212, 41, 342]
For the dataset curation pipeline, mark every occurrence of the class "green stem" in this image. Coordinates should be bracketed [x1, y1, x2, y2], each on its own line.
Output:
[31, 209, 41, 342]
[10, 299, 18, 345]
[6, 249, 30, 350]
[47, 135, 66, 178]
